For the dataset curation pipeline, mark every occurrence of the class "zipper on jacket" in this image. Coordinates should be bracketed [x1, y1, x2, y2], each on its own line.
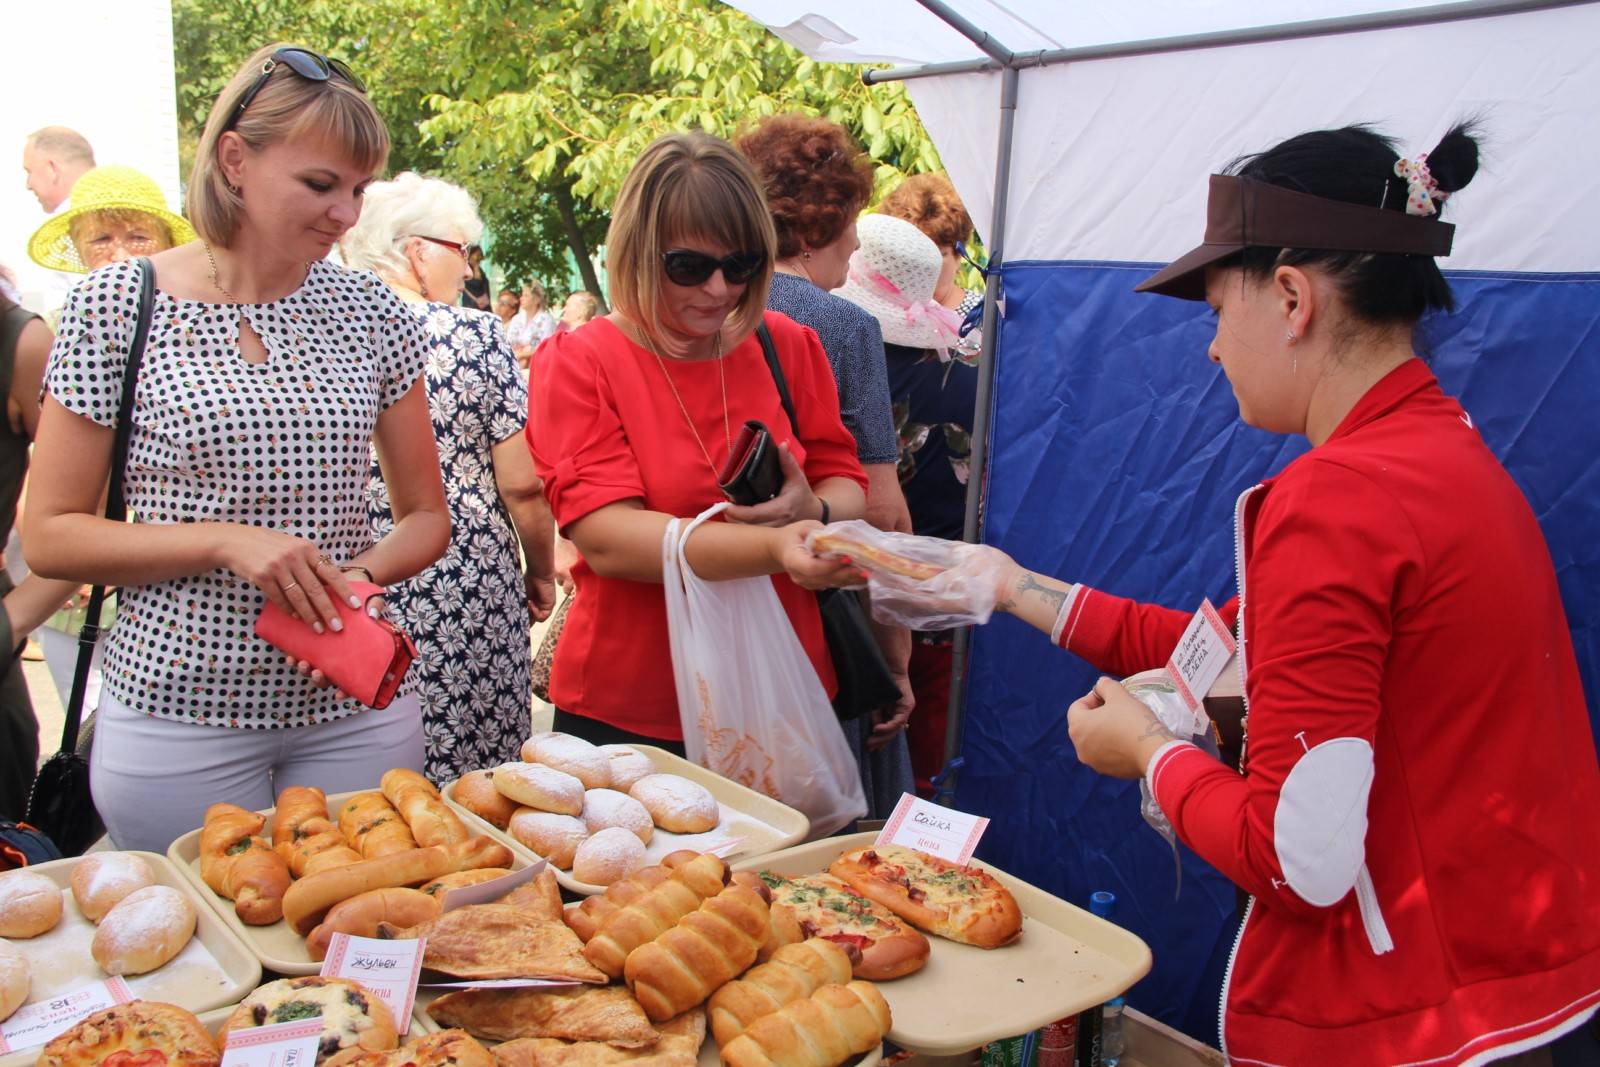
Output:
[1354, 865, 1395, 954]
[1219, 896, 1254, 1057]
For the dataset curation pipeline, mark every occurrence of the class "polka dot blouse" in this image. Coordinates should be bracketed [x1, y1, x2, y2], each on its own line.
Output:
[43, 258, 428, 728]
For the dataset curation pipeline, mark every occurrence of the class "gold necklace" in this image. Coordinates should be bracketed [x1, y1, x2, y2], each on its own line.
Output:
[204, 241, 310, 304]
[642, 328, 730, 483]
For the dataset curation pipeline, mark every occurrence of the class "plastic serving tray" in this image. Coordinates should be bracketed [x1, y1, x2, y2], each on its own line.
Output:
[0, 853, 262, 1067]
[167, 790, 537, 976]
[441, 744, 811, 895]
[733, 832, 1154, 1057]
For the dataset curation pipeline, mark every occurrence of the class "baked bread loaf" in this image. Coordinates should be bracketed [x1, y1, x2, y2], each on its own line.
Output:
[454, 769, 520, 829]
[573, 827, 647, 887]
[221, 976, 397, 1063]
[502, 869, 565, 921]
[598, 745, 656, 793]
[380, 904, 607, 983]
[728, 873, 803, 964]
[282, 845, 457, 935]
[340, 791, 420, 858]
[811, 530, 944, 581]
[521, 733, 611, 789]
[37, 1001, 219, 1067]
[70, 852, 156, 922]
[829, 845, 1022, 948]
[306, 887, 443, 961]
[200, 802, 293, 925]
[508, 809, 588, 868]
[581, 789, 653, 844]
[623, 881, 771, 1021]
[91, 884, 196, 976]
[707, 938, 857, 1045]
[582, 853, 729, 978]
[0, 868, 61, 938]
[628, 775, 718, 834]
[755, 872, 929, 980]
[718, 980, 892, 1067]
[323, 1029, 495, 1067]
[382, 768, 472, 848]
[565, 853, 701, 942]
[495, 763, 585, 816]
[272, 786, 364, 876]
[426, 984, 658, 1045]
[419, 868, 514, 899]
[0, 939, 27, 1023]
[488, 1009, 705, 1067]
[447, 837, 517, 872]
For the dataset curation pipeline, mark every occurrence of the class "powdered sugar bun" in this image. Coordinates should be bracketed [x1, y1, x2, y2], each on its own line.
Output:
[628, 773, 719, 834]
[71, 853, 157, 923]
[581, 788, 654, 844]
[0, 869, 62, 938]
[521, 732, 611, 789]
[572, 827, 647, 886]
[507, 809, 589, 869]
[92, 884, 196, 976]
[598, 745, 656, 792]
[0, 940, 28, 1023]
[491, 761, 585, 816]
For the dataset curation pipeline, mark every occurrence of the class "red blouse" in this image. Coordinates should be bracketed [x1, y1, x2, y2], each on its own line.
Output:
[526, 312, 868, 740]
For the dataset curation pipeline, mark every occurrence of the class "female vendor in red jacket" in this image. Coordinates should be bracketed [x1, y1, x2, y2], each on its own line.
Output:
[972, 125, 1600, 1065]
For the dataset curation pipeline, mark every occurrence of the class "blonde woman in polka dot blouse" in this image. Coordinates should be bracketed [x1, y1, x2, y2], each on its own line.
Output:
[23, 44, 451, 852]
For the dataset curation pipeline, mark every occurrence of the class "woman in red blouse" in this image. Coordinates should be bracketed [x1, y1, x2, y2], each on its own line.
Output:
[526, 132, 869, 750]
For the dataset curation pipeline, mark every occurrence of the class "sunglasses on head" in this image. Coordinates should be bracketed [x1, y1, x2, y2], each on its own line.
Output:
[222, 47, 367, 135]
[661, 249, 765, 287]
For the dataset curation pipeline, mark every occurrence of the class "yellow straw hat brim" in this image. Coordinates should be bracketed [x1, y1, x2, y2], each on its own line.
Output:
[27, 165, 197, 273]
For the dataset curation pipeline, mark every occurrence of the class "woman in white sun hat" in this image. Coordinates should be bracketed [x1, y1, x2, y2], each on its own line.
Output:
[832, 213, 978, 796]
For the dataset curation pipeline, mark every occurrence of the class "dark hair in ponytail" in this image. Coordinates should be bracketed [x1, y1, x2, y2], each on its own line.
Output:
[1225, 122, 1481, 325]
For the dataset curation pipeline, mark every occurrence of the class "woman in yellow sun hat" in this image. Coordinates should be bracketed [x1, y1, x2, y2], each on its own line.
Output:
[26, 165, 195, 275]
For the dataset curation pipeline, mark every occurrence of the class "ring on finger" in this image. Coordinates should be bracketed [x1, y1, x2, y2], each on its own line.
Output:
[316, 553, 334, 568]
[282, 580, 301, 592]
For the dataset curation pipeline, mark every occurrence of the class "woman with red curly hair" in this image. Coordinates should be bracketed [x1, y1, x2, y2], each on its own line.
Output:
[880, 173, 983, 322]
[737, 114, 915, 818]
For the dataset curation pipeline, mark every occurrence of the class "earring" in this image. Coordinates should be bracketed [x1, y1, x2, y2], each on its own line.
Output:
[1285, 329, 1297, 343]
[802, 251, 812, 261]
[227, 182, 241, 195]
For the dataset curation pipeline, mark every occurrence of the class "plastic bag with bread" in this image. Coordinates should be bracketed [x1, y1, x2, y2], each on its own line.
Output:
[718, 981, 892, 1067]
[199, 802, 292, 924]
[622, 880, 770, 1022]
[272, 786, 364, 876]
[806, 519, 1009, 630]
[582, 853, 728, 978]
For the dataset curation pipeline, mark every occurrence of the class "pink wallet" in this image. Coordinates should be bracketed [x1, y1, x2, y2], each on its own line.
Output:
[253, 580, 417, 709]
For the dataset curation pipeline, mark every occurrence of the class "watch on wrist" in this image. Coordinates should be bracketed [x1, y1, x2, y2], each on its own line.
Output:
[817, 498, 831, 525]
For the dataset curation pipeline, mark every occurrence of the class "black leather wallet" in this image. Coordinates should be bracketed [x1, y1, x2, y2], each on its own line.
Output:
[717, 419, 784, 505]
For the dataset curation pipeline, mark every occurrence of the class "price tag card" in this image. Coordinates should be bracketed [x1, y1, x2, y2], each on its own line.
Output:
[877, 793, 989, 866]
[220, 1018, 325, 1067]
[439, 861, 545, 912]
[1165, 598, 1237, 730]
[0, 977, 134, 1053]
[320, 934, 425, 1034]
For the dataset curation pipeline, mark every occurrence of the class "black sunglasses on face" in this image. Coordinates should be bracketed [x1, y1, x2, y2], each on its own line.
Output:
[661, 249, 765, 287]
[222, 47, 367, 134]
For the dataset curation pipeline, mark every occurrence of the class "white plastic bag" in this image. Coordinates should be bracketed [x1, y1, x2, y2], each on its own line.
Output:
[663, 504, 867, 839]
[1122, 668, 1223, 896]
[805, 519, 1009, 630]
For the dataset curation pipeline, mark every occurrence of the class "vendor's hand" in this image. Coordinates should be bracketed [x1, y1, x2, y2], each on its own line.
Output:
[220, 526, 360, 634]
[526, 571, 558, 622]
[1066, 677, 1179, 779]
[725, 444, 817, 528]
[553, 537, 581, 594]
[772, 522, 869, 590]
[868, 671, 915, 751]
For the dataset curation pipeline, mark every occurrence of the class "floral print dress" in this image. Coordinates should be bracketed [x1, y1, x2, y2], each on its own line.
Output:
[368, 303, 531, 782]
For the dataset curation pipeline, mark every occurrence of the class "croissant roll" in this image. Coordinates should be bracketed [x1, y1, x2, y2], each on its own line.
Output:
[272, 786, 363, 877]
[200, 802, 293, 924]
[583, 853, 728, 978]
[708, 938, 857, 1046]
[565, 851, 700, 942]
[718, 981, 893, 1067]
[382, 768, 472, 848]
[622, 881, 770, 1022]
[340, 791, 419, 858]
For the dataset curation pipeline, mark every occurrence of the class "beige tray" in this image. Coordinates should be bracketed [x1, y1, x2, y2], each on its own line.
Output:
[167, 790, 538, 976]
[412, 987, 881, 1067]
[442, 745, 811, 895]
[734, 832, 1153, 1057]
[0, 854, 261, 1067]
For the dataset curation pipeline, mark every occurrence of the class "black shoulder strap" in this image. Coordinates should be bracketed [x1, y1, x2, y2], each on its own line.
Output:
[755, 320, 799, 435]
[59, 258, 154, 752]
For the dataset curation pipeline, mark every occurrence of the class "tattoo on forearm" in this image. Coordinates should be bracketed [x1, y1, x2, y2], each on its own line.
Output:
[1138, 717, 1177, 744]
[1016, 572, 1068, 613]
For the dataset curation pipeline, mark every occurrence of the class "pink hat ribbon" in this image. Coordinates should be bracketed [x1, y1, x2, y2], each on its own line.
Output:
[851, 264, 964, 350]
[1394, 153, 1449, 217]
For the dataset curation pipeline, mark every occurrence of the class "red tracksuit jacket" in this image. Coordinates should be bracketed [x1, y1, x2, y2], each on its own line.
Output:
[1055, 359, 1600, 1065]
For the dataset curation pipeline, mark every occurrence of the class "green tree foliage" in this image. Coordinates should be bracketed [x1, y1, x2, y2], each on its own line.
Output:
[170, 0, 945, 300]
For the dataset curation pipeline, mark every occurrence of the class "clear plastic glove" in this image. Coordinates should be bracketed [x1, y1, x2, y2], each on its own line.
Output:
[805, 519, 1010, 630]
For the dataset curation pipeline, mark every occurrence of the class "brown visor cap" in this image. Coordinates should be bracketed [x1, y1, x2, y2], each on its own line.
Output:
[1136, 174, 1456, 301]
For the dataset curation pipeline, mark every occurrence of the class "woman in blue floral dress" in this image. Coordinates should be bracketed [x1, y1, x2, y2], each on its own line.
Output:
[343, 173, 558, 782]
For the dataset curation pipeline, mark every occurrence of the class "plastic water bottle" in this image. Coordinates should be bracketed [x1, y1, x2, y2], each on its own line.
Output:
[1101, 995, 1125, 1067]
[1081, 891, 1122, 1067]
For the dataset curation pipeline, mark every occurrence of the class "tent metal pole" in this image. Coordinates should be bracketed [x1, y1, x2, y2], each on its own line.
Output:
[940, 62, 1020, 795]
[910, 0, 1016, 65]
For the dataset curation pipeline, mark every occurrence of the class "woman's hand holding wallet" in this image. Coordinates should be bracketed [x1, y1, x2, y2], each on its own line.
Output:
[724, 436, 821, 528]
[255, 580, 418, 708]
[217, 524, 365, 634]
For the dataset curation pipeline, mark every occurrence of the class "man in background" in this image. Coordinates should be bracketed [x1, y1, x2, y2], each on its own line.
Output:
[22, 127, 95, 213]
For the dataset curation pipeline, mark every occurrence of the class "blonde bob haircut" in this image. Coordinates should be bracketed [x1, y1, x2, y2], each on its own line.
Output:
[606, 132, 776, 345]
[188, 43, 388, 248]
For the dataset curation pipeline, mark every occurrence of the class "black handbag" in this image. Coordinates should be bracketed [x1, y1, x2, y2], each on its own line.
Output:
[754, 323, 901, 721]
[25, 257, 154, 856]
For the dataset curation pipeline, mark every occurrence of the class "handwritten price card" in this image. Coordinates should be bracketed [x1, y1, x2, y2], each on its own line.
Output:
[220, 1018, 325, 1067]
[1165, 598, 1237, 731]
[0, 977, 134, 1053]
[877, 793, 989, 865]
[321, 934, 425, 1033]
